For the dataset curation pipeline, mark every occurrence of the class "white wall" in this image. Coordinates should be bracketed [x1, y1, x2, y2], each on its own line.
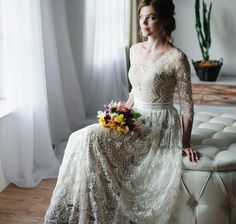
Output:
[174, 0, 236, 76]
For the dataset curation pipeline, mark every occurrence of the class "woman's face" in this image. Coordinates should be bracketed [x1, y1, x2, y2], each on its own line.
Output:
[139, 6, 160, 38]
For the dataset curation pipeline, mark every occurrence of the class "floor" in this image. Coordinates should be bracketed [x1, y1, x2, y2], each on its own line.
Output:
[191, 74, 236, 84]
[0, 178, 56, 224]
[191, 74, 236, 113]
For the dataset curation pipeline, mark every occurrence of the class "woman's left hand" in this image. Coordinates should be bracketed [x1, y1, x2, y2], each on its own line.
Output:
[182, 147, 201, 162]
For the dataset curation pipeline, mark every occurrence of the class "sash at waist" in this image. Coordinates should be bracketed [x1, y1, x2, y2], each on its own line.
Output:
[134, 100, 174, 110]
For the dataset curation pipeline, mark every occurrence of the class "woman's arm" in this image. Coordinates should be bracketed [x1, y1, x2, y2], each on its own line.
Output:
[181, 117, 200, 162]
[125, 45, 136, 109]
[182, 117, 192, 148]
[176, 53, 200, 162]
[125, 92, 134, 109]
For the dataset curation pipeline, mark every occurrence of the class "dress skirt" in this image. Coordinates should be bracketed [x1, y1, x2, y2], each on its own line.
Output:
[44, 101, 183, 224]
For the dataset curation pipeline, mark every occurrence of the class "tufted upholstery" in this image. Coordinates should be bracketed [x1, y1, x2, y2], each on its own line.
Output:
[172, 111, 236, 224]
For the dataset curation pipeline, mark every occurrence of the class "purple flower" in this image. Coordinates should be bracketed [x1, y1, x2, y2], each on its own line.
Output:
[104, 105, 110, 113]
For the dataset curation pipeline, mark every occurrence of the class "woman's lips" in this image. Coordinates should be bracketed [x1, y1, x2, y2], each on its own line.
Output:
[142, 27, 150, 31]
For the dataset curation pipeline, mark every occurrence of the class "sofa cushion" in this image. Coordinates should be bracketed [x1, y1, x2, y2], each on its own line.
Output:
[183, 112, 236, 171]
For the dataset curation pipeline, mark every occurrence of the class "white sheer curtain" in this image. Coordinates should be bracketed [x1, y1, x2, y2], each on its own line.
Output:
[0, 0, 129, 187]
[82, 0, 129, 117]
[0, 0, 86, 187]
[0, 0, 60, 187]
[41, 0, 86, 145]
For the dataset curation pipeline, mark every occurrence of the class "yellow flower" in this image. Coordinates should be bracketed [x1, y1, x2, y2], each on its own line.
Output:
[114, 114, 126, 125]
[98, 108, 134, 133]
[99, 117, 106, 127]
[108, 120, 116, 129]
[116, 126, 126, 133]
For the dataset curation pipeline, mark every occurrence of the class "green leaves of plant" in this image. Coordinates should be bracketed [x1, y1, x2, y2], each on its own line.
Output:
[195, 0, 212, 61]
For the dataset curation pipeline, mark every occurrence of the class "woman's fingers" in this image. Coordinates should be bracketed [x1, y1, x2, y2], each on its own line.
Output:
[185, 148, 191, 162]
[182, 150, 187, 156]
[196, 150, 201, 160]
[190, 148, 197, 162]
[182, 147, 201, 162]
[194, 148, 201, 161]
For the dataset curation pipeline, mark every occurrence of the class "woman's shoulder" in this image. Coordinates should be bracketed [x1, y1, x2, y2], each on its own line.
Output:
[130, 42, 142, 53]
[129, 43, 142, 62]
[171, 46, 189, 62]
[171, 46, 191, 71]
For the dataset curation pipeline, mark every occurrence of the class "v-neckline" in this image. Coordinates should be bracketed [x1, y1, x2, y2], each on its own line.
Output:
[139, 45, 175, 68]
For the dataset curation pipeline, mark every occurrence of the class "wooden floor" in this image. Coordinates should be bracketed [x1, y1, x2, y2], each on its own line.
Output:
[0, 178, 56, 224]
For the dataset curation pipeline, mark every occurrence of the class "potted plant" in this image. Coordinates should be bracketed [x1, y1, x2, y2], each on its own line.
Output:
[192, 0, 223, 82]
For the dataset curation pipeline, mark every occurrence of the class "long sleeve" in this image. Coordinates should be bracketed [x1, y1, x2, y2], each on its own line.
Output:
[175, 53, 194, 121]
[128, 44, 139, 95]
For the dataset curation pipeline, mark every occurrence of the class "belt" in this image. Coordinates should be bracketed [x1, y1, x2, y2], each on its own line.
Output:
[134, 100, 174, 110]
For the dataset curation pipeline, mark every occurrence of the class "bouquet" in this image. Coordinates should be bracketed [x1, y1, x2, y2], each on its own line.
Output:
[97, 101, 141, 133]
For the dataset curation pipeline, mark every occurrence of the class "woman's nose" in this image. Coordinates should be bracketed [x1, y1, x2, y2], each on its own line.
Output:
[141, 17, 148, 26]
[143, 19, 148, 25]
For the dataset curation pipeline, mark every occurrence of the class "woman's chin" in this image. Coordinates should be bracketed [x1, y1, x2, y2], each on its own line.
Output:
[141, 33, 149, 38]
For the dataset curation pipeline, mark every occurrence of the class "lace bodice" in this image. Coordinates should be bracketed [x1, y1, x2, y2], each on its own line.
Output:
[128, 43, 194, 120]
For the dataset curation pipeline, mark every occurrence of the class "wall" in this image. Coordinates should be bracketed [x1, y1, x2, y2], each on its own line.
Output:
[174, 0, 236, 76]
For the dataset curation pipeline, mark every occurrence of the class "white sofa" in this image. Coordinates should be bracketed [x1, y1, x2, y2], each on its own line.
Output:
[172, 111, 236, 224]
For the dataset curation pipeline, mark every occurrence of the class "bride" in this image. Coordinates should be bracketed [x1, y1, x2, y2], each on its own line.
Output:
[45, 0, 200, 223]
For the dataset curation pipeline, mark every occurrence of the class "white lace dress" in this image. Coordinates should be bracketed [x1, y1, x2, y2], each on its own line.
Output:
[44, 44, 194, 224]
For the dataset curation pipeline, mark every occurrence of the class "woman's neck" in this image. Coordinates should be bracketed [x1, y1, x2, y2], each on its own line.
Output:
[144, 36, 170, 52]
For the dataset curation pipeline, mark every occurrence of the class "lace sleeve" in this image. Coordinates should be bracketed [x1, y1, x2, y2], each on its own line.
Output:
[175, 53, 194, 121]
[129, 43, 140, 66]
[129, 44, 139, 95]
[130, 46, 135, 65]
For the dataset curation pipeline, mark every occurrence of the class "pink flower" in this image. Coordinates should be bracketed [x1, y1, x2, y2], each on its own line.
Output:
[116, 101, 130, 112]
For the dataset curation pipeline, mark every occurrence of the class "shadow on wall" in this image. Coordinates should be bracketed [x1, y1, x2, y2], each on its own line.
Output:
[212, 2, 236, 57]
[211, 0, 236, 75]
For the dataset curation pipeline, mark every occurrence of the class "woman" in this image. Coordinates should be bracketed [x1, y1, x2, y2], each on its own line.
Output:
[45, 0, 200, 223]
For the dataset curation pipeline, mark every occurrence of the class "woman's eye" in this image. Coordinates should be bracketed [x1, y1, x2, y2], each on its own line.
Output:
[138, 15, 157, 21]
[150, 16, 157, 21]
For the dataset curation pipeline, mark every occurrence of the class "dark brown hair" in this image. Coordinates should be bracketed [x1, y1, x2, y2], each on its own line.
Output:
[138, 0, 176, 39]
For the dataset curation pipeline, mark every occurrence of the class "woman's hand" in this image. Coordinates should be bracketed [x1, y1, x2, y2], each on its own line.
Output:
[182, 147, 201, 162]
[125, 92, 134, 109]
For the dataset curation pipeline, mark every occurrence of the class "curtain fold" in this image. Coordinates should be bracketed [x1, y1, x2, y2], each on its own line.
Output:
[81, 0, 129, 117]
[125, 0, 140, 90]
[125, 0, 140, 49]
[0, 0, 60, 187]
[41, 0, 86, 145]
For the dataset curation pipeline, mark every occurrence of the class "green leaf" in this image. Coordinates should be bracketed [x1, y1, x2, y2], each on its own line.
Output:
[207, 2, 212, 48]
[195, 0, 212, 60]
[132, 112, 142, 119]
[203, 0, 209, 44]
[195, 0, 200, 27]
